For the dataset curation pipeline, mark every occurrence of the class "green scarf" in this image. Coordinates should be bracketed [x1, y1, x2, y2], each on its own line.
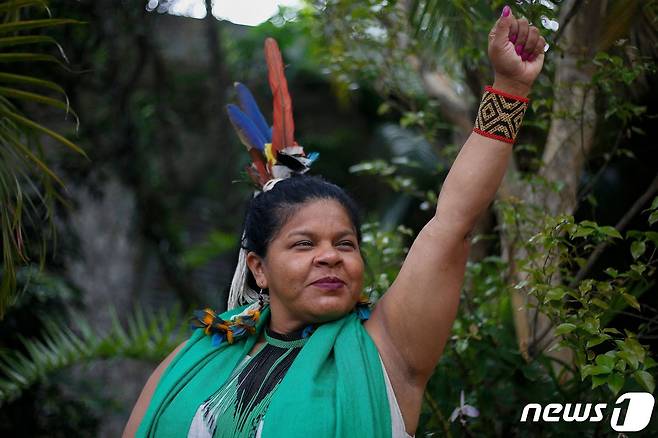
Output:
[137, 305, 392, 437]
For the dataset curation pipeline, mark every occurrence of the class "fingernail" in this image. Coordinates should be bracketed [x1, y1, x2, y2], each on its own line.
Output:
[521, 52, 528, 61]
[501, 5, 511, 17]
[510, 34, 517, 43]
[515, 44, 523, 55]
[528, 54, 536, 61]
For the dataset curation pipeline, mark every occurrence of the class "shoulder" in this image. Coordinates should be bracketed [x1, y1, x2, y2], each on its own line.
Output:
[122, 340, 188, 437]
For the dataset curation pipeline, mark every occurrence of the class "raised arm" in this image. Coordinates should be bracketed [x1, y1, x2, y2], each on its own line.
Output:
[366, 6, 546, 390]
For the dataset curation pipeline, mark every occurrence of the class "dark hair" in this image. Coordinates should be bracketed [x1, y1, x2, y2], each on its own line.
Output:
[241, 174, 362, 290]
[243, 174, 362, 256]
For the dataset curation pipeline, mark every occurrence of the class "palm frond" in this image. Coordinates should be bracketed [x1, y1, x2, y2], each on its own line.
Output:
[408, 1, 559, 71]
[0, 19, 78, 34]
[0, 0, 84, 318]
[0, 1, 50, 14]
[0, 305, 188, 405]
[408, 0, 489, 68]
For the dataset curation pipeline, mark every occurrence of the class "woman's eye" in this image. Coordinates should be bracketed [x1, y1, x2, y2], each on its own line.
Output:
[338, 240, 356, 248]
[294, 241, 313, 247]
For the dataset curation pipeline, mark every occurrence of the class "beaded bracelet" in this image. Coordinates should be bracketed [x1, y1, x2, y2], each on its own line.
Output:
[473, 86, 529, 144]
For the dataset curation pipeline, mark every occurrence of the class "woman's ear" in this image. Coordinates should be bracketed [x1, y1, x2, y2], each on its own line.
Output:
[246, 252, 267, 289]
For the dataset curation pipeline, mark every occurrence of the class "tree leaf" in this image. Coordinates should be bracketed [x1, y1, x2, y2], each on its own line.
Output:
[0, 1, 49, 13]
[644, 357, 658, 370]
[546, 287, 567, 301]
[622, 293, 641, 311]
[572, 227, 594, 238]
[0, 107, 86, 157]
[0, 130, 65, 186]
[599, 226, 622, 239]
[603, 327, 622, 335]
[591, 298, 609, 309]
[618, 351, 639, 370]
[0, 19, 79, 35]
[555, 323, 577, 335]
[633, 370, 655, 393]
[586, 334, 610, 348]
[595, 353, 615, 372]
[0, 304, 186, 404]
[630, 240, 646, 260]
[607, 373, 625, 395]
[650, 211, 658, 226]
[0, 87, 77, 123]
[0, 35, 58, 48]
[592, 374, 608, 388]
[651, 196, 658, 211]
[0, 53, 71, 70]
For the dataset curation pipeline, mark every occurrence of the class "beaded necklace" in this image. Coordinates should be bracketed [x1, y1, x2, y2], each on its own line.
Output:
[189, 326, 308, 438]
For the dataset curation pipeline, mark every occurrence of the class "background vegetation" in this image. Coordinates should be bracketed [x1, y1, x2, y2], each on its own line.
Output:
[0, 0, 656, 436]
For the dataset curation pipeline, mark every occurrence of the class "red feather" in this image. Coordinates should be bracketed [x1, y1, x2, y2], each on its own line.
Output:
[264, 38, 294, 153]
[248, 149, 269, 184]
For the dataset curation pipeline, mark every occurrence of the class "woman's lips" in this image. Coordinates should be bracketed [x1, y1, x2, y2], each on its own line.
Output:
[311, 277, 345, 290]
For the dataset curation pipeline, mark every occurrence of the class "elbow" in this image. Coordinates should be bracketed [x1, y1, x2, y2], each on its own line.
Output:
[429, 215, 475, 242]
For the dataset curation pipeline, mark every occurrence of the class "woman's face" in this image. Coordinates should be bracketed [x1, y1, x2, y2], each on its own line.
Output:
[246, 199, 364, 330]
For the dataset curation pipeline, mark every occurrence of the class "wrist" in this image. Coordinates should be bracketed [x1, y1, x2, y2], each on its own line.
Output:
[473, 85, 530, 144]
[492, 77, 531, 98]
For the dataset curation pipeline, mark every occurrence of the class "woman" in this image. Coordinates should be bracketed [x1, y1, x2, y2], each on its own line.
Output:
[124, 6, 546, 437]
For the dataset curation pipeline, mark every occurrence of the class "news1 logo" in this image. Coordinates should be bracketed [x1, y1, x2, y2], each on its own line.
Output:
[520, 392, 655, 432]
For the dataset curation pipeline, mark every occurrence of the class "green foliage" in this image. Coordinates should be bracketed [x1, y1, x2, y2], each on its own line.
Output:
[496, 195, 658, 397]
[0, 304, 186, 405]
[592, 50, 656, 127]
[306, 0, 427, 111]
[360, 222, 412, 300]
[0, 0, 83, 318]
[309, 2, 658, 435]
[356, 189, 658, 436]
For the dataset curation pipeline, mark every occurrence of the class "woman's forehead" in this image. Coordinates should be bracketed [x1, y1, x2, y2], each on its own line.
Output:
[279, 199, 356, 236]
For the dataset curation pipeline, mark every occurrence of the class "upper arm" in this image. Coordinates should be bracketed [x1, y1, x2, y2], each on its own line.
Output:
[122, 340, 187, 438]
[365, 217, 471, 382]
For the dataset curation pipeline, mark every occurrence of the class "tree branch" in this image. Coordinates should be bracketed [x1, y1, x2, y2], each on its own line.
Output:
[553, 0, 584, 44]
[570, 173, 658, 287]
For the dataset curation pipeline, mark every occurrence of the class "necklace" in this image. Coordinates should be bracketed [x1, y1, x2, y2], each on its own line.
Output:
[263, 327, 308, 349]
[193, 325, 308, 438]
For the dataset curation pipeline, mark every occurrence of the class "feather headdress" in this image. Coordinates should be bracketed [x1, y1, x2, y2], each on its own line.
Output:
[226, 38, 318, 191]
[225, 38, 318, 311]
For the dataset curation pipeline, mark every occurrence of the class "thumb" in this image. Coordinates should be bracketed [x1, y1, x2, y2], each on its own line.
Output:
[491, 5, 514, 46]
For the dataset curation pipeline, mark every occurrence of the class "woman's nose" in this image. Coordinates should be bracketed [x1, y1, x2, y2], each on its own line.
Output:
[313, 245, 341, 266]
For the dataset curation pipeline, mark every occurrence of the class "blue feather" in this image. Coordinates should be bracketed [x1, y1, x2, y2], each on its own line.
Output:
[307, 152, 319, 163]
[226, 104, 266, 151]
[211, 333, 225, 347]
[356, 305, 371, 321]
[235, 82, 272, 142]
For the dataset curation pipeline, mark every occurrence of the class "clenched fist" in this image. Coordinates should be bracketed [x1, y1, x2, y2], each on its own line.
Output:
[488, 5, 547, 97]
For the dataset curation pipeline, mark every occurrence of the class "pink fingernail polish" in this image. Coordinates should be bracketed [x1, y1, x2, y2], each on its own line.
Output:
[528, 54, 536, 61]
[521, 52, 528, 61]
[515, 44, 523, 55]
[510, 34, 517, 43]
[501, 5, 511, 17]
